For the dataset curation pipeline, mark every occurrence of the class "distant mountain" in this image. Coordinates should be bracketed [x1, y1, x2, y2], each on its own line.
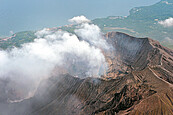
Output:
[128, 0, 173, 20]
[0, 0, 159, 37]
[1, 0, 173, 50]
[1, 32, 173, 115]
[93, 0, 173, 49]
[0, 1, 173, 115]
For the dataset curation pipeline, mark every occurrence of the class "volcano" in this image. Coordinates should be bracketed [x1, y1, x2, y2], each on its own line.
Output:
[1, 32, 173, 115]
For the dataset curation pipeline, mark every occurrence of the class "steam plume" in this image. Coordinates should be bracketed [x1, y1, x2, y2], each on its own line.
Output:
[68, 15, 91, 24]
[0, 16, 109, 101]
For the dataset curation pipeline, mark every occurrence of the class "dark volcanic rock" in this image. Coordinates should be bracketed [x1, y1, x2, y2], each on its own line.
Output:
[1, 32, 173, 115]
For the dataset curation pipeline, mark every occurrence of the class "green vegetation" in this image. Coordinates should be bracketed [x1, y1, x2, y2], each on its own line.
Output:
[0, 31, 36, 49]
[0, 0, 173, 49]
[93, 0, 173, 49]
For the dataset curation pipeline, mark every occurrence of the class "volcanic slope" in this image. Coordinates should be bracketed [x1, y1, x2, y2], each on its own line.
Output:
[3, 32, 173, 115]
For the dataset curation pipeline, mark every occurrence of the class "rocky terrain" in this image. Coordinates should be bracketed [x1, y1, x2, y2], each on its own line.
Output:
[0, 32, 173, 115]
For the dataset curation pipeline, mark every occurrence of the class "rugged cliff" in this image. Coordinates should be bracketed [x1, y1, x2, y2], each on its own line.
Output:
[1, 32, 173, 115]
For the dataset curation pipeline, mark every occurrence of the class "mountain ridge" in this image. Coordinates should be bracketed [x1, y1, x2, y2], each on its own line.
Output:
[93, 0, 173, 49]
[0, 32, 172, 115]
[1, 1, 173, 50]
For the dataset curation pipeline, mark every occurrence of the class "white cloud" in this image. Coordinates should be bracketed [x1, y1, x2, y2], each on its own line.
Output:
[162, 1, 173, 5]
[0, 30, 107, 79]
[164, 37, 173, 44]
[68, 15, 91, 24]
[0, 17, 109, 99]
[158, 17, 173, 27]
[35, 28, 53, 38]
[75, 23, 110, 50]
[9, 30, 14, 35]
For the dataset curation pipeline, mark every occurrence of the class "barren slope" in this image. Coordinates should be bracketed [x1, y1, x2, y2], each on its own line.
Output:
[1, 32, 173, 115]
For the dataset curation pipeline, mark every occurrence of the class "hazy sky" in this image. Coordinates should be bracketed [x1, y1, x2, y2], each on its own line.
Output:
[0, 0, 160, 36]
